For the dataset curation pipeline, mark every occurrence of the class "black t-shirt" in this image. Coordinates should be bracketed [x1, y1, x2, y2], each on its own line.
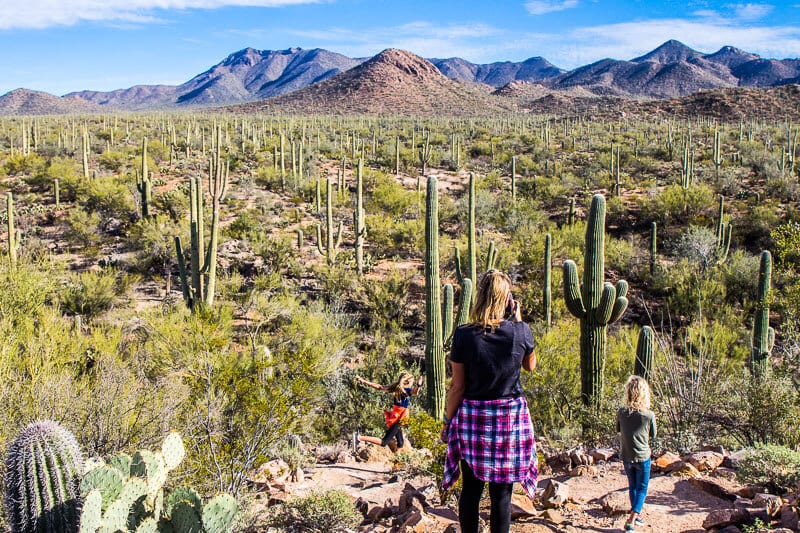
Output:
[450, 320, 535, 400]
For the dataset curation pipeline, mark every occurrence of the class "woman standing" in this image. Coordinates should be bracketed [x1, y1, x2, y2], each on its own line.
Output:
[617, 375, 656, 531]
[441, 270, 538, 533]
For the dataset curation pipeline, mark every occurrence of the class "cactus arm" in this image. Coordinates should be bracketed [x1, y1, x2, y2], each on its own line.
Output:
[334, 220, 344, 250]
[634, 325, 654, 380]
[454, 246, 464, 286]
[315, 224, 324, 255]
[563, 260, 586, 318]
[455, 278, 472, 329]
[594, 283, 616, 324]
[174, 237, 192, 307]
[608, 280, 629, 323]
[443, 283, 454, 344]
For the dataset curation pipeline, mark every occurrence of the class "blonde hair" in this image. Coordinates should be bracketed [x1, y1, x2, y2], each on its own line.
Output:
[624, 375, 652, 411]
[470, 270, 512, 331]
[389, 371, 415, 400]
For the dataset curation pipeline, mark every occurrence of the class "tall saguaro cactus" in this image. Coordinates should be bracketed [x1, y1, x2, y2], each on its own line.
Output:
[315, 177, 342, 265]
[4, 420, 84, 533]
[174, 169, 224, 310]
[7, 192, 19, 267]
[354, 159, 366, 275]
[750, 250, 775, 376]
[425, 175, 446, 418]
[543, 233, 552, 329]
[634, 326, 654, 380]
[563, 194, 629, 408]
[138, 137, 152, 219]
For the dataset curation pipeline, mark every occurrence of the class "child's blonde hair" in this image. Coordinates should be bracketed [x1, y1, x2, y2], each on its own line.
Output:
[471, 270, 512, 331]
[624, 375, 651, 411]
[389, 371, 415, 400]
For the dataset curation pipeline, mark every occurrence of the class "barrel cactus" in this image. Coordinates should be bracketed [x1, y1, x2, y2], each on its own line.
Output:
[4, 420, 84, 533]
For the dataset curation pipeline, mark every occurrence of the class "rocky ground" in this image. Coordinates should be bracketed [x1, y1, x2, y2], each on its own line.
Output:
[244, 444, 800, 533]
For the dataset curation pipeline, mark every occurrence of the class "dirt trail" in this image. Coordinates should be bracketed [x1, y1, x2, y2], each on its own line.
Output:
[290, 455, 733, 532]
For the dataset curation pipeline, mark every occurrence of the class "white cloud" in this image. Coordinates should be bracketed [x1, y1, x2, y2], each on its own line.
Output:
[286, 22, 500, 60]
[542, 17, 800, 68]
[524, 0, 578, 15]
[729, 3, 774, 20]
[0, 0, 321, 29]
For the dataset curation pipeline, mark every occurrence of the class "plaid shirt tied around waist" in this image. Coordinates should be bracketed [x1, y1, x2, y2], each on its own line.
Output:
[442, 396, 538, 498]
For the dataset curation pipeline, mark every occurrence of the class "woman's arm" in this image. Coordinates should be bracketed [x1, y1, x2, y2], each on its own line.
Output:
[441, 362, 466, 442]
[522, 350, 536, 372]
[411, 375, 424, 395]
[355, 375, 387, 391]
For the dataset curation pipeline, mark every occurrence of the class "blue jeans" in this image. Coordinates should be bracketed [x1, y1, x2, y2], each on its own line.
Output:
[623, 459, 651, 514]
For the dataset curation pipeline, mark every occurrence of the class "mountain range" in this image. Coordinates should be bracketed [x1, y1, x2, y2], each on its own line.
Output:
[0, 39, 798, 115]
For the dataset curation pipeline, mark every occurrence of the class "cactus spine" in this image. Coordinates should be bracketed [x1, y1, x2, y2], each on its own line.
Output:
[563, 194, 629, 408]
[137, 137, 152, 219]
[424, 175, 446, 417]
[634, 326, 654, 380]
[355, 158, 366, 275]
[750, 250, 775, 376]
[4, 420, 84, 533]
[543, 233, 552, 329]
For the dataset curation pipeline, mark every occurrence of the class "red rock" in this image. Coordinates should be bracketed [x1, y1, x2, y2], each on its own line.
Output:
[510, 493, 537, 519]
[569, 465, 598, 477]
[541, 479, 569, 508]
[702, 509, 750, 529]
[600, 489, 630, 515]
[684, 451, 724, 472]
[653, 452, 682, 472]
[781, 505, 799, 529]
[688, 478, 737, 501]
[589, 447, 616, 462]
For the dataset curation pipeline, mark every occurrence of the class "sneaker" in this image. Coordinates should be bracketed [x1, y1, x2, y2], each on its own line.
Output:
[634, 516, 645, 526]
[624, 522, 635, 531]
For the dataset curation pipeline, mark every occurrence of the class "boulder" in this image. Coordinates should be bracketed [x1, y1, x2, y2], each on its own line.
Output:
[599, 489, 630, 515]
[723, 450, 749, 469]
[398, 485, 427, 515]
[684, 451, 724, 472]
[670, 461, 701, 478]
[688, 478, 737, 501]
[569, 447, 593, 467]
[713, 467, 738, 480]
[569, 464, 598, 477]
[653, 451, 682, 472]
[542, 509, 565, 525]
[702, 444, 727, 455]
[248, 459, 290, 485]
[541, 479, 569, 508]
[589, 447, 616, 462]
[510, 493, 537, 519]
[702, 509, 750, 530]
[780, 505, 799, 530]
[752, 493, 782, 508]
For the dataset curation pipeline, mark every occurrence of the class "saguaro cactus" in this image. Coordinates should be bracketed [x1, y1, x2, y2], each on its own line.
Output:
[715, 195, 732, 264]
[563, 194, 629, 408]
[6, 192, 19, 267]
[424, 175, 446, 417]
[137, 137, 152, 219]
[315, 177, 342, 265]
[649, 222, 657, 275]
[543, 233, 552, 329]
[174, 164, 225, 310]
[4, 420, 84, 533]
[750, 250, 775, 376]
[634, 326, 654, 381]
[354, 159, 366, 275]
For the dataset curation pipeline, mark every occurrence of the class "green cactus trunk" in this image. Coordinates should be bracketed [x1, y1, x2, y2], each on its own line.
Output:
[634, 326, 654, 380]
[543, 233, 551, 329]
[355, 159, 365, 275]
[7, 192, 17, 267]
[137, 137, 151, 219]
[54, 178, 60, 209]
[5, 420, 84, 533]
[563, 194, 629, 409]
[751, 250, 774, 376]
[467, 172, 477, 287]
[425, 175, 446, 418]
[649, 222, 657, 275]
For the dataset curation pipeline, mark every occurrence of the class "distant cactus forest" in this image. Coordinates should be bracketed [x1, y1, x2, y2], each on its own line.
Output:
[0, 113, 798, 530]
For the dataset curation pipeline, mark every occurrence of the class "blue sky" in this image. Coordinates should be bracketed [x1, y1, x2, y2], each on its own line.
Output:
[0, 0, 799, 95]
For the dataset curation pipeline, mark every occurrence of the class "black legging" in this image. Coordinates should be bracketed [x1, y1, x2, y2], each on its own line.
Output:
[459, 460, 513, 533]
[380, 421, 404, 447]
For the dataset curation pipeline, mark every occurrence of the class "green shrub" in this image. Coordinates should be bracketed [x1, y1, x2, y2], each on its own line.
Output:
[279, 490, 361, 532]
[59, 270, 124, 319]
[64, 208, 102, 251]
[737, 444, 800, 491]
